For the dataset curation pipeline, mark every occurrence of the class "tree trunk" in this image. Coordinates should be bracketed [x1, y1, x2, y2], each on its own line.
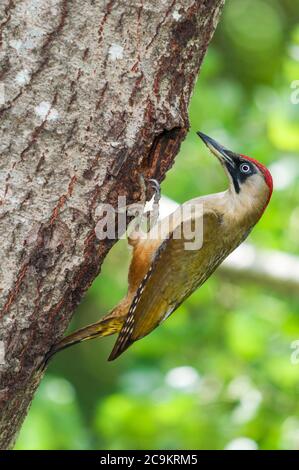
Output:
[0, 0, 224, 449]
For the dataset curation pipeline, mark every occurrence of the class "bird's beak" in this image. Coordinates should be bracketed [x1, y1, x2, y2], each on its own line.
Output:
[197, 132, 236, 169]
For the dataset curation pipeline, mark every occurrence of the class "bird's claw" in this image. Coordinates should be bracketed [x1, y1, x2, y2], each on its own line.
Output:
[148, 178, 161, 204]
[128, 176, 161, 239]
[137, 175, 161, 206]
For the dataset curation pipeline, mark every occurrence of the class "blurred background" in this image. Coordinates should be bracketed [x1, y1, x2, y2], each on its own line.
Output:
[16, 0, 299, 450]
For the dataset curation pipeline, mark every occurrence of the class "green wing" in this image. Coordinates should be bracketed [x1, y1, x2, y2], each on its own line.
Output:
[108, 209, 223, 360]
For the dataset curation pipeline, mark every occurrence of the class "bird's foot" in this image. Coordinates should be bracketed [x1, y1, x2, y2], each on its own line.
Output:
[137, 175, 161, 207]
[148, 178, 161, 205]
[139, 176, 161, 233]
[147, 178, 161, 230]
[128, 176, 161, 243]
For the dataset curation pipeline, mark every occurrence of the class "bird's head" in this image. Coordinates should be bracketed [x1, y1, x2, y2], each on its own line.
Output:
[197, 132, 273, 217]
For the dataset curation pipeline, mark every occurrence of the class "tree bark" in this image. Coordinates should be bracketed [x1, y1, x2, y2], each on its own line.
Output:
[0, 0, 224, 449]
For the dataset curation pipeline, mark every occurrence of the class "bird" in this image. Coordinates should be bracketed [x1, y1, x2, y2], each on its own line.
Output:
[45, 132, 273, 364]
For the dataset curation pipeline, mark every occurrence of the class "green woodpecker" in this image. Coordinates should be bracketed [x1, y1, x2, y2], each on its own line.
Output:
[46, 132, 273, 363]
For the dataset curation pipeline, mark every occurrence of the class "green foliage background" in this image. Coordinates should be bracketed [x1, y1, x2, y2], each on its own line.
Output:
[16, 0, 299, 450]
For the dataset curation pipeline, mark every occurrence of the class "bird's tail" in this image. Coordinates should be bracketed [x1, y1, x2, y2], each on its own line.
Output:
[43, 303, 128, 367]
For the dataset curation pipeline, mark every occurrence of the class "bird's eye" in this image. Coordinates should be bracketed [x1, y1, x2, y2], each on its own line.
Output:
[240, 163, 251, 174]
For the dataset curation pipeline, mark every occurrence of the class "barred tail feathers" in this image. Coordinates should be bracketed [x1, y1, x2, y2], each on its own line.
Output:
[44, 300, 130, 365]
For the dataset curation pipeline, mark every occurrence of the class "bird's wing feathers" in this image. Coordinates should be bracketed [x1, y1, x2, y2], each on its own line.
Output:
[108, 209, 223, 360]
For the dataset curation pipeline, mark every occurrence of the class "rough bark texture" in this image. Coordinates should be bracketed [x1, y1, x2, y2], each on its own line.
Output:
[0, 0, 224, 449]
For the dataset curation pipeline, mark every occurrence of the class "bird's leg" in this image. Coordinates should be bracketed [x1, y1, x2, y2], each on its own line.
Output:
[148, 178, 161, 231]
[127, 175, 161, 245]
